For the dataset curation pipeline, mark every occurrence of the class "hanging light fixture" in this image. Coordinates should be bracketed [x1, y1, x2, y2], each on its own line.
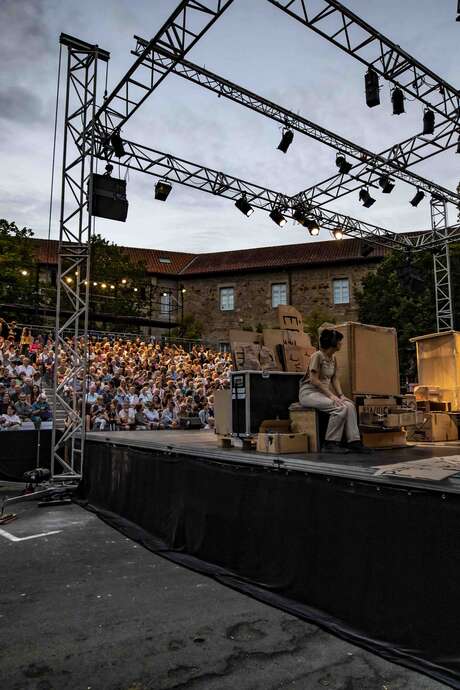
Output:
[277, 128, 294, 153]
[378, 175, 395, 194]
[359, 187, 376, 208]
[305, 218, 320, 236]
[332, 228, 344, 240]
[269, 208, 287, 227]
[410, 189, 425, 207]
[235, 194, 254, 217]
[336, 154, 353, 175]
[423, 108, 435, 135]
[391, 87, 405, 115]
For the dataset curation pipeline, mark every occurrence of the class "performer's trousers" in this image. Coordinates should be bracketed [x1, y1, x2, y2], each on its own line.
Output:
[298, 389, 360, 443]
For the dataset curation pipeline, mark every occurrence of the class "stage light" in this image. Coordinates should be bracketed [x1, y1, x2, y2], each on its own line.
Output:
[181, 287, 187, 294]
[162, 292, 168, 297]
[359, 187, 376, 208]
[65, 276, 73, 284]
[391, 87, 405, 115]
[332, 228, 344, 240]
[235, 195, 254, 217]
[155, 180, 172, 201]
[101, 283, 107, 289]
[110, 284, 115, 290]
[110, 131, 126, 158]
[457, 135, 460, 153]
[121, 278, 127, 285]
[378, 175, 395, 194]
[336, 154, 353, 175]
[423, 108, 435, 135]
[305, 218, 320, 236]
[365, 67, 380, 107]
[133, 287, 138, 292]
[20, 269, 29, 276]
[93, 282, 98, 287]
[292, 207, 307, 225]
[410, 189, 425, 207]
[84, 280, 88, 286]
[277, 128, 294, 154]
[457, 0, 460, 20]
[269, 208, 287, 227]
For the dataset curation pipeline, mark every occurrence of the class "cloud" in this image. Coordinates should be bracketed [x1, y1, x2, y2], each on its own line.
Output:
[0, 86, 45, 124]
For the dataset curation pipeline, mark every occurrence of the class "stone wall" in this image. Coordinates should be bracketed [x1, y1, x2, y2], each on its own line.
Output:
[181, 261, 380, 343]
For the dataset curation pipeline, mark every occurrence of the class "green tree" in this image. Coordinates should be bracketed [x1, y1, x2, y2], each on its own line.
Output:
[169, 314, 203, 340]
[304, 308, 336, 348]
[0, 219, 37, 313]
[355, 250, 439, 381]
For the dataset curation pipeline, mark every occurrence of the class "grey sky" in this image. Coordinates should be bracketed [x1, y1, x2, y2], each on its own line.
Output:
[0, 0, 459, 252]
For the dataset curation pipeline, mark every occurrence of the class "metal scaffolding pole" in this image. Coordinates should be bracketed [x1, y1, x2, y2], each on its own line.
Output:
[431, 198, 454, 331]
[51, 35, 109, 480]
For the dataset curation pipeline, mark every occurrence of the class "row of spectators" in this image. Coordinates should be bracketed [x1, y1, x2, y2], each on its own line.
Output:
[0, 319, 232, 431]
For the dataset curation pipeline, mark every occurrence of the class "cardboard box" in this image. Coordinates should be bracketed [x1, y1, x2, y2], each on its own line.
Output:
[362, 429, 407, 448]
[320, 322, 400, 398]
[383, 411, 417, 428]
[289, 407, 320, 452]
[263, 328, 312, 350]
[256, 432, 308, 454]
[232, 342, 261, 371]
[277, 305, 303, 332]
[421, 412, 458, 442]
[282, 345, 310, 373]
[229, 330, 263, 344]
[259, 419, 291, 433]
[411, 332, 460, 411]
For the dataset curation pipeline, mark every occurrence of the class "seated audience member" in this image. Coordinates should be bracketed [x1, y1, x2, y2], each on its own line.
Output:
[118, 401, 135, 430]
[134, 403, 148, 430]
[106, 401, 119, 430]
[0, 405, 22, 430]
[161, 400, 178, 429]
[15, 393, 33, 421]
[31, 394, 52, 426]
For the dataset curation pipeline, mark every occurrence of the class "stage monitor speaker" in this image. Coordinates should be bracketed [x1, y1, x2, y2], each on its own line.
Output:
[89, 173, 128, 222]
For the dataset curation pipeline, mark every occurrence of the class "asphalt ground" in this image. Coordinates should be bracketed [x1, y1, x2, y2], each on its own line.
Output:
[0, 482, 451, 690]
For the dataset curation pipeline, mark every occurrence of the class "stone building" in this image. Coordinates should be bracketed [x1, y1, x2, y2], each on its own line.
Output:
[25, 237, 387, 342]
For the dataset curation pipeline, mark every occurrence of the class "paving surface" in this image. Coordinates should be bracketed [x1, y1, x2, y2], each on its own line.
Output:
[0, 483, 451, 690]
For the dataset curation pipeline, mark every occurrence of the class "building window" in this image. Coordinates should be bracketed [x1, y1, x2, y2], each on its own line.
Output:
[219, 342, 230, 353]
[271, 283, 287, 308]
[220, 287, 234, 311]
[332, 278, 350, 305]
[160, 292, 171, 314]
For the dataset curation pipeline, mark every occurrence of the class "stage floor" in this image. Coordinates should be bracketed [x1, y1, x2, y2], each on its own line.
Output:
[86, 429, 460, 495]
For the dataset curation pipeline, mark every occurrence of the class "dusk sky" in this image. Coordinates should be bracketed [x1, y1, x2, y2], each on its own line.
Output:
[1, 0, 459, 253]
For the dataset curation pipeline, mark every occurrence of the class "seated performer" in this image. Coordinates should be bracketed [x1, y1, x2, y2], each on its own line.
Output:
[299, 329, 370, 454]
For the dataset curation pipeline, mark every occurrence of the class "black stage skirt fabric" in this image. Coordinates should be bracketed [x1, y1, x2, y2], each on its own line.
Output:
[80, 441, 460, 688]
[0, 430, 52, 480]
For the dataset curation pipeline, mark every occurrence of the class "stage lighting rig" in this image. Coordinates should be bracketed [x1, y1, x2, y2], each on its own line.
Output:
[336, 154, 353, 175]
[378, 175, 395, 194]
[364, 67, 380, 108]
[359, 187, 376, 208]
[155, 180, 172, 201]
[235, 194, 254, 217]
[110, 131, 126, 158]
[410, 189, 425, 207]
[269, 208, 287, 226]
[332, 228, 344, 240]
[391, 87, 405, 115]
[277, 128, 294, 153]
[305, 218, 320, 236]
[423, 108, 435, 135]
[292, 206, 307, 225]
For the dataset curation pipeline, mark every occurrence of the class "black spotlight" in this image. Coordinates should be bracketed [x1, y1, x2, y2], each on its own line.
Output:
[155, 180, 172, 201]
[423, 108, 435, 135]
[410, 189, 425, 207]
[305, 218, 320, 236]
[235, 195, 254, 217]
[359, 187, 376, 208]
[456, 134, 460, 153]
[292, 207, 307, 225]
[378, 175, 395, 194]
[391, 87, 405, 115]
[277, 128, 294, 153]
[269, 208, 287, 227]
[365, 67, 380, 107]
[336, 154, 353, 175]
[457, 0, 460, 20]
[110, 131, 126, 158]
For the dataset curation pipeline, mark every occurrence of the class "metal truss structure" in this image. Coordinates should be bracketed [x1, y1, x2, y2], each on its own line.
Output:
[53, 0, 459, 475]
[132, 40, 460, 209]
[52, 35, 109, 479]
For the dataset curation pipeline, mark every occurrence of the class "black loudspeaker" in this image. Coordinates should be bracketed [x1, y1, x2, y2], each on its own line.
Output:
[365, 68, 380, 108]
[89, 173, 128, 222]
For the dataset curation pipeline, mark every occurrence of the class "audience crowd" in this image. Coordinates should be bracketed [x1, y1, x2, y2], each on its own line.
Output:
[0, 318, 232, 432]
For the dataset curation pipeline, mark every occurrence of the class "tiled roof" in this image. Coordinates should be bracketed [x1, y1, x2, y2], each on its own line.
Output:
[181, 238, 388, 275]
[31, 239, 195, 275]
[32, 236, 388, 276]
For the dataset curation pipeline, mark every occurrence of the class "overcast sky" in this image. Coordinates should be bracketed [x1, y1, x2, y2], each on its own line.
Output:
[1, 0, 459, 253]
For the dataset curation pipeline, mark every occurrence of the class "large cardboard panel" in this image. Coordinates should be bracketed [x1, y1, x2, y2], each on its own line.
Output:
[232, 342, 261, 371]
[411, 332, 460, 410]
[263, 328, 312, 349]
[421, 412, 458, 442]
[277, 305, 303, 332]
[283, 345, 310, 373]
[256, 432, 308, 454]
[214, 389, 232, 436]
[289, 409, 319, 452]
[229, 330, 263, 344]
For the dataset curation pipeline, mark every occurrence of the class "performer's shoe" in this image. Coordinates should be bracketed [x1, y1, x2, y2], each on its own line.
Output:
[347, 440, 373, 454]
[321, 441, 350, 454]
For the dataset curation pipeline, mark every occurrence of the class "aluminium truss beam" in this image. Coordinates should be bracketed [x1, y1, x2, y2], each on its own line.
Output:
[131, 40, 460, 208]
[431, 199, 454, 331]
[93, 0, 234, 134]
[267, 0, 460, 127]
[51, 35, 106, 479]
[94, 134, 460, 252]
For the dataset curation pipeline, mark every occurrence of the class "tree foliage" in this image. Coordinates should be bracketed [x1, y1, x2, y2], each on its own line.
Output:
[0, 219, 36, 284]
[169, 314, 203, 340]
[304, 308, 336, 348]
